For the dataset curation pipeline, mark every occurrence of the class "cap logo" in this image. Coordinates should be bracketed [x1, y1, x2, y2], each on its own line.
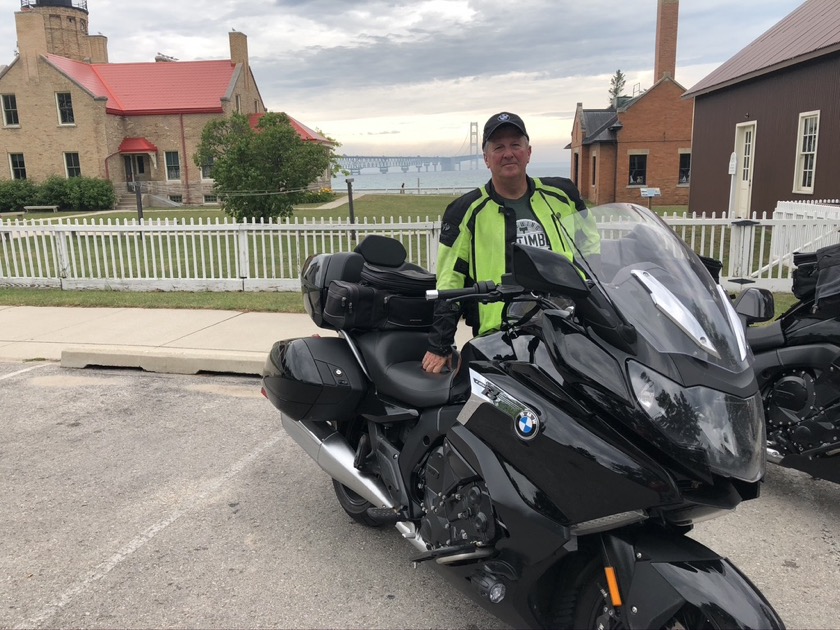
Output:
[498, 114, 510, 122]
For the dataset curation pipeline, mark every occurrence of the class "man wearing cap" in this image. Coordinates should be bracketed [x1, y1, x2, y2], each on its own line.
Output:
[421, 111, 599, 373]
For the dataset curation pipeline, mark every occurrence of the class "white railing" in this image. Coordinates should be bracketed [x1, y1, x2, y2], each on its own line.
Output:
[2, 206, 839, 292]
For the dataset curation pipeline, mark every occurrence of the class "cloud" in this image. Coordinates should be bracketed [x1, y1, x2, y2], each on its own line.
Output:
[0, 0, 801, 155]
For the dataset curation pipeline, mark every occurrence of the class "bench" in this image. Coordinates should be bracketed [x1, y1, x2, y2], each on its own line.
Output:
[1, 211, 24, 219]
[24, 205, 59, 214]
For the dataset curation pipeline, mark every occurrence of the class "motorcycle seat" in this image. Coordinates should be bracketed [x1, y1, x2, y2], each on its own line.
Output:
[745, 320, 785, 352]
[355, 330, 467, 409]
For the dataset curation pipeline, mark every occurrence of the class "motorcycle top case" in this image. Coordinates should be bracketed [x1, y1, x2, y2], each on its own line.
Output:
[301, 252, 364, 328]
[262, 336, 366, 422]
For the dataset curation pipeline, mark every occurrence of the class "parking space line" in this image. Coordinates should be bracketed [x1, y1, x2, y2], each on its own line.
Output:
[0, 363, 52, 381]
[17, 429, 285, 629]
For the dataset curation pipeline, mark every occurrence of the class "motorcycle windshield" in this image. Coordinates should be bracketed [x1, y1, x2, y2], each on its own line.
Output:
[563, 203, 748, 373]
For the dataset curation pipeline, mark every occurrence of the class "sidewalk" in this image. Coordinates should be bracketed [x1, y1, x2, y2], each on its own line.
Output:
[0, 305, 470, 376]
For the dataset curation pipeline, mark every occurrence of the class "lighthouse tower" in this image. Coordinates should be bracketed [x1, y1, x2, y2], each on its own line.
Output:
[15, 0, 108, 64]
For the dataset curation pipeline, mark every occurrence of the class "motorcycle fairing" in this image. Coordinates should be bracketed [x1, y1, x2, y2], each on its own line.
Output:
[455, 363, 680, 526]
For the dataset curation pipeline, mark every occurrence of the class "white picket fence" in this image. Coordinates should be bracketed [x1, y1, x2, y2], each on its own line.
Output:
[1, 202, 839, 292]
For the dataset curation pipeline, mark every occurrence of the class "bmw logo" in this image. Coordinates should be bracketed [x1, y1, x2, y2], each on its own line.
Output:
[514, 409, 540, 441]
[498, 113, 510, 121]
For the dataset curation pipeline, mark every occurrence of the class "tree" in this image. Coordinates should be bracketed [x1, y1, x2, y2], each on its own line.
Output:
[194, 112, 337, 221]
[608, 69, 627, 107]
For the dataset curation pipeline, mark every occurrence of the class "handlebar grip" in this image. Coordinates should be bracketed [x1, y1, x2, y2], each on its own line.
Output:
[425, 281, 497, 301]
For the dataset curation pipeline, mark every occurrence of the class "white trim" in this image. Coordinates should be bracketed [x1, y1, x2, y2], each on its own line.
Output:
[792, 110, 819, 195]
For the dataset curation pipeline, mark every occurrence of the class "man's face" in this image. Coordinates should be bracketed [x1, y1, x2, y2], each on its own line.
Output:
[483, 126, 531, 182]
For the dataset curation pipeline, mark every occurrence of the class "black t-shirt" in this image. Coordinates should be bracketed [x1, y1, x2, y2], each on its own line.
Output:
[503, 193, 549, 250]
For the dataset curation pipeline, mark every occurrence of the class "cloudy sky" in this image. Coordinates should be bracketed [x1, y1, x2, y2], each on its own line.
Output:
[3, 0, 802, 162]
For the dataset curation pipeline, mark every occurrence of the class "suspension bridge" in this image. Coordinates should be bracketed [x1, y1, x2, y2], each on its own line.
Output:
[336, 122, 482, 174]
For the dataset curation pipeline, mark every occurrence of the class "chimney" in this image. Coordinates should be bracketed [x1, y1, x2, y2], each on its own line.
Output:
[229, 30, 250, 89]
[654, 0, 679, 80]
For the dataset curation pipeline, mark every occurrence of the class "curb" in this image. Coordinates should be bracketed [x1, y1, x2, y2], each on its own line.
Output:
[61, 347, 267, 376]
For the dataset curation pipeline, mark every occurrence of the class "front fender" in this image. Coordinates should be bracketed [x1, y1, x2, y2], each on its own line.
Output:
[604, 530, 785, 629]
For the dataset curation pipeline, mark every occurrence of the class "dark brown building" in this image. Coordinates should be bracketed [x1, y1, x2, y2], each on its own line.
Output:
[684, 0, 840, 217]
[568, 0, 693, 207]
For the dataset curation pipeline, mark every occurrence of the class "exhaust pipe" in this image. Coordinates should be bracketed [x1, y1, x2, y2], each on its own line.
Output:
[281, 415, 395, 509]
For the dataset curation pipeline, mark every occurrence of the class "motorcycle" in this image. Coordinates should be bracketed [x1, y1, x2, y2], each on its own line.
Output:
[733, 242, 840, 485]
[262, 202, 784, 629]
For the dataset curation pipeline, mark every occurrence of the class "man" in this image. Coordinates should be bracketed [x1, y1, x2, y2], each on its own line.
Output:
[421, 111, 598, 373]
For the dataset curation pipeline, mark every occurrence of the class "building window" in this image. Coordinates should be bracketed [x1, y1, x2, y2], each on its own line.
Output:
[201, 156, 215, 179]
[65, 152, 82, 178]
[629, 154, 647, 186]
[2, 94, 19, 126]
[56, 92, 75, 125]
[591, 156, 597, 186]
[10, 153, 26, 180]
[204, 195, 218, 204]
[235, 94, 242, 113]
[165, 151, 181, 180]
[678, 152, 691, 184]
[794, 111, 819, 194]
[169, 195, 183, 203]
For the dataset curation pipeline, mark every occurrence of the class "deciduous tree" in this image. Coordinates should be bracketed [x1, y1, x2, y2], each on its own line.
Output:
[195, 113, 337, 221]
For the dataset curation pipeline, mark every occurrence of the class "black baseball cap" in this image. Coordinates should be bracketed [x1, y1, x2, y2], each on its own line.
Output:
[482, 112, 528, 146]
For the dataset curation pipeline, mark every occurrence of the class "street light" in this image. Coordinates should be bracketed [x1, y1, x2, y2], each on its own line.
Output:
[345, 177, 356, 224]
[345, 177, 356, 245]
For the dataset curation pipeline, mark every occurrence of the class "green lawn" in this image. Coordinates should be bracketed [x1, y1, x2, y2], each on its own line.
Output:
[0, 287, 306, 312]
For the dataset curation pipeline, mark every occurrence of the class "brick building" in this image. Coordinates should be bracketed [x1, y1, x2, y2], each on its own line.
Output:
[0, 0, 329, 207]
[568, 0, 693, 207]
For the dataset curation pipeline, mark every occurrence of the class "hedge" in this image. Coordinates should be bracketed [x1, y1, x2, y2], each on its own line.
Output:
[0, 177, 116, 213]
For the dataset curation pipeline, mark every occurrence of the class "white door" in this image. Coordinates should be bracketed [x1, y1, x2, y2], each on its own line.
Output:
[734, 122, 756, 218]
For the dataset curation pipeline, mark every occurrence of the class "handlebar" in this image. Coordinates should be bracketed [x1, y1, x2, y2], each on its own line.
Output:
[425, 280, 497, 301]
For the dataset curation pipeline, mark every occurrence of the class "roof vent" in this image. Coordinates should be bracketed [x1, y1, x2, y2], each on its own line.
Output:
[154, 53, 178, 63]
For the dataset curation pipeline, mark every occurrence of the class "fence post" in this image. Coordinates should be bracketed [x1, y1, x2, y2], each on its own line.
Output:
[54, 228, 71, 279]
[428, 221, 440, 273]
[729, 219, 758, 280]
[237, 222, 250, 281]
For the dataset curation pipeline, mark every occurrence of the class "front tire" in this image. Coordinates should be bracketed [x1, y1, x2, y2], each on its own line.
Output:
[332, 479, 385, 528]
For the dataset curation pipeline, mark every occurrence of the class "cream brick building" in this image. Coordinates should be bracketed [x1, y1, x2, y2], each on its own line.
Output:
[0, 0, 328, 207]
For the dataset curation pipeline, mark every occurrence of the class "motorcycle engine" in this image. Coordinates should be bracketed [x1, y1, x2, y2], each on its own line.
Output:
[766, 369, 840, 452]
[417, 444, 497, 550]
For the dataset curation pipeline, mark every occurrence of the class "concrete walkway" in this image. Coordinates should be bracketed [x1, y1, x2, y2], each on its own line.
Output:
[0, 305, 470, 376]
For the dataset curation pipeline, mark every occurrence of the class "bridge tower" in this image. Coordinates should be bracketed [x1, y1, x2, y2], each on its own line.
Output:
[469, 122, 480, 169]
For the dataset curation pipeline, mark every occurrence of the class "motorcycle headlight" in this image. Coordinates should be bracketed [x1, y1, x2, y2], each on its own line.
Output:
[628, 361, 765, 482]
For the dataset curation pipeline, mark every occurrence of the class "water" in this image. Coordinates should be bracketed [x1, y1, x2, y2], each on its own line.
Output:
[331, 162, 571, 192]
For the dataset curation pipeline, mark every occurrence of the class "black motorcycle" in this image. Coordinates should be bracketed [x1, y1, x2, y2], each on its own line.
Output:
[735, 243, 840, 485]
[262, 203, 784, 629]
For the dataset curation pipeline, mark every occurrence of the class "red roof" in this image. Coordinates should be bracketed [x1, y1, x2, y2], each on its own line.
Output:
[249, 112, 331, 143]
[119, 137, 159, 153]
[45, 54, 237, 115]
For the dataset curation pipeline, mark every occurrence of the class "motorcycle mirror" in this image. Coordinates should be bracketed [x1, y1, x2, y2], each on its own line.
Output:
[733, 287, 775, 325]
[512, 244, 590, 298]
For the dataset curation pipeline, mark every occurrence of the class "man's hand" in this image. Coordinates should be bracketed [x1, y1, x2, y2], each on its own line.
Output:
[422, 351, 451, 373]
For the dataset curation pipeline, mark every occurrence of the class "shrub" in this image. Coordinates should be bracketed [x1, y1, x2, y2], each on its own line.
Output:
[0, 179, 38, 213]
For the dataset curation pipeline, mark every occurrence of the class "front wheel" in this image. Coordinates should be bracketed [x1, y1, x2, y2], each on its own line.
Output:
[551, 558, 719, 629]
[332, 479, 385, 528]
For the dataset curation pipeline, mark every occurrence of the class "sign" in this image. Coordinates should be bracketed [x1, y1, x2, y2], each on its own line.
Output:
[640, 187, 661, 198]
[728, 152, 738, 175]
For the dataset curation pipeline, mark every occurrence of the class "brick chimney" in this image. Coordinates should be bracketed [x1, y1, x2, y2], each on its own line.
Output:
[229, 30, 250, 89]
[654, 0, 679, 80]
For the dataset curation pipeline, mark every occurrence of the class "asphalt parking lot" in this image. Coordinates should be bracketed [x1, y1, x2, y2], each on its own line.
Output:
[1, 360, 838, 629]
